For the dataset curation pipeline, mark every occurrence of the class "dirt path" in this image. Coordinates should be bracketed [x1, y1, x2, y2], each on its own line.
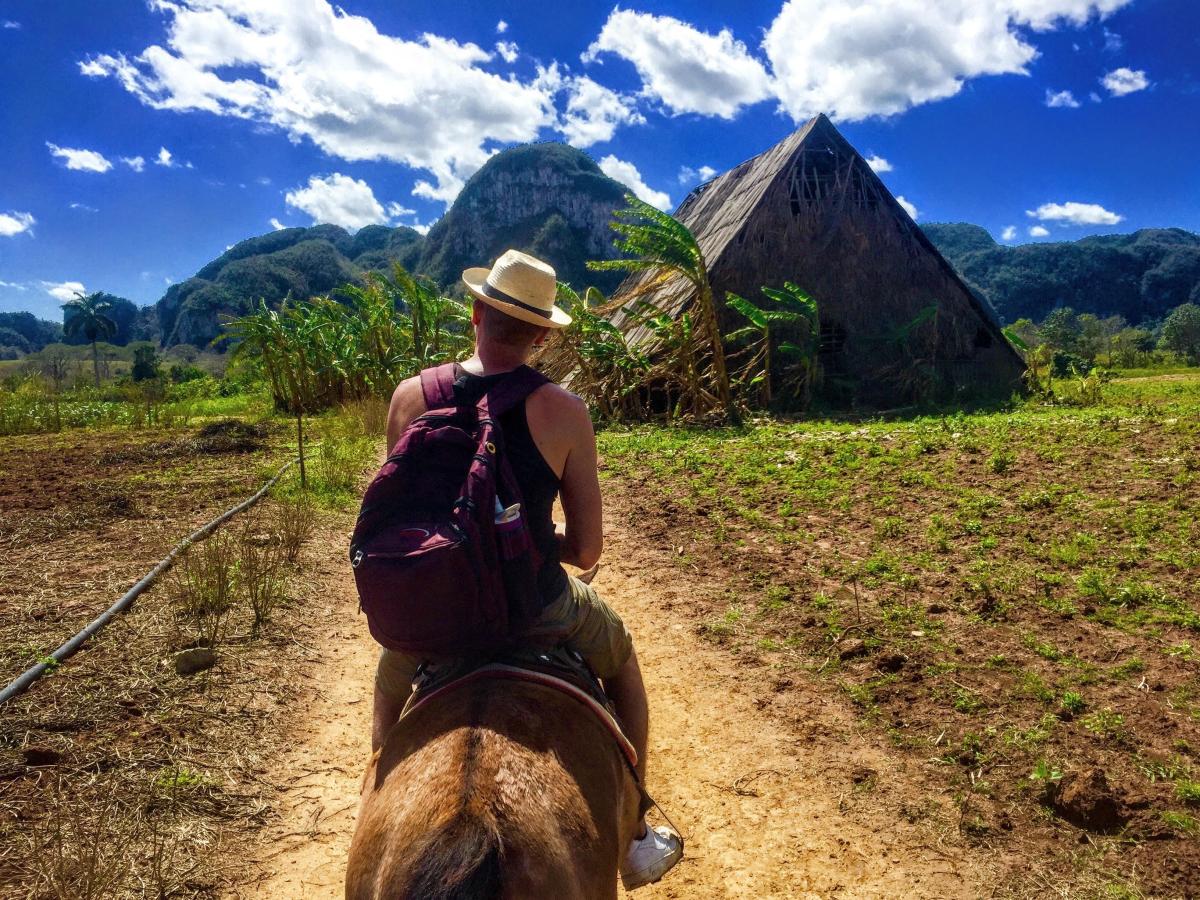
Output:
[236, 508, 989, 898]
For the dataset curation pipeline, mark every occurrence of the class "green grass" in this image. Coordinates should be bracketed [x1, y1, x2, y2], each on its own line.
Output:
[0, 383, 271, 436]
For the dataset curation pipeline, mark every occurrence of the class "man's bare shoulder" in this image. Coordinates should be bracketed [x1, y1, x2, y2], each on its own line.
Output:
[392, 374, 422, 402]
[387, 375, 426, 444]
[529, 382, 591, 423]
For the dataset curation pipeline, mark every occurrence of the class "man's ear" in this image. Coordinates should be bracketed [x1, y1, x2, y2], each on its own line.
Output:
[532, 327, 551, 347]
[471, 302, 482, 328]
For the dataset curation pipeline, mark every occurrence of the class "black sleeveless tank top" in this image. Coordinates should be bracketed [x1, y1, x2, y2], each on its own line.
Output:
[451, 365, 569, 607]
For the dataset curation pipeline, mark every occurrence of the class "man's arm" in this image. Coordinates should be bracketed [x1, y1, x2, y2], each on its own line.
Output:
[555, 395, 603, 570]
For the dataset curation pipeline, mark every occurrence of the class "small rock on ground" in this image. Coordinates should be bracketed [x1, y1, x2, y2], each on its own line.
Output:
[1051, 768, 1128, 831]
[838, 638, 869, 660]
[175, 647, 217, 676]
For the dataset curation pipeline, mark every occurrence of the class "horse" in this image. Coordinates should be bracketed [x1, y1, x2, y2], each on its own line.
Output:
[345, 675, 642, 899]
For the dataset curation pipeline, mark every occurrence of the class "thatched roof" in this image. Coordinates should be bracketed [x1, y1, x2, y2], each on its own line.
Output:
[610, 118, 822, 344]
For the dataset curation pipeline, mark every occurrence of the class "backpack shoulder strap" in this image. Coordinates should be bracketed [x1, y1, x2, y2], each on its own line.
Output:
[483, 365, 551, 417]
[419, 363, 460, 410]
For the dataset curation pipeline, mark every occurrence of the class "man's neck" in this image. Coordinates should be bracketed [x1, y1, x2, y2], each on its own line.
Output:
[462, 345, 532, 376]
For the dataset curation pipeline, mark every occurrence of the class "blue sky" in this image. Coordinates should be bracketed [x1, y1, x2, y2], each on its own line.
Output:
[1, 0, 1197, 321]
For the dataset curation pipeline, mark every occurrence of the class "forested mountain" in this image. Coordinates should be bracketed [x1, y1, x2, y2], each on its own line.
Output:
[0, 311, 63, 355]
[156, 142, 630, 347]
[415, 142, 627, 292]
[156, 224, 423, 346]
[924, 224, 1200, 326]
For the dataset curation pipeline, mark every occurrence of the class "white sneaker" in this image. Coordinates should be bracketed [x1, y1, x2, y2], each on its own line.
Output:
[621, 824, 683, 890]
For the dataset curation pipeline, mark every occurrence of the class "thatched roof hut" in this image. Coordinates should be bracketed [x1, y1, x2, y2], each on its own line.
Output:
[609, 114, 1025, 406]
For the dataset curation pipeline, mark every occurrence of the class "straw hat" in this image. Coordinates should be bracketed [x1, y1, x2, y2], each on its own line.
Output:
[462, 249, 571, 329]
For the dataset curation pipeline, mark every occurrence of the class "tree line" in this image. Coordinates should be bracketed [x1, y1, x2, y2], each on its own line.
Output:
[1006, 302, 1200, 371]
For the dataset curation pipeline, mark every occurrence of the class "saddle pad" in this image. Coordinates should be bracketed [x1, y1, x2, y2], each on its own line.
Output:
[401, 663, 639, 769]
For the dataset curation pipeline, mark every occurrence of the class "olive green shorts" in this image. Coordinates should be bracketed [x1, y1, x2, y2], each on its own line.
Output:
[375, 574, 634, 704]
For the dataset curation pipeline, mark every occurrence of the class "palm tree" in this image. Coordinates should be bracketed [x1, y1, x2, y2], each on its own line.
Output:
[63, 292, 117, 387]
[588, 194, 737, 425]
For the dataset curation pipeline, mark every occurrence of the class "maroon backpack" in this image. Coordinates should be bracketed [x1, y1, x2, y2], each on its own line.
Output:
[350, 363, 550, 655]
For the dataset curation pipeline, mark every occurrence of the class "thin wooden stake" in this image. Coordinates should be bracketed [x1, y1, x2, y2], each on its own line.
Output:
[296, 411, 307, 490]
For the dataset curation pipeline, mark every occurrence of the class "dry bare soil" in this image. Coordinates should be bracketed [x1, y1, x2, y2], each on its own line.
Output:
[0, 422, 309, 896]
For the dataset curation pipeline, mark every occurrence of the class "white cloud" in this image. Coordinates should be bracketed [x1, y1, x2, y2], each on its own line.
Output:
[496, 20, 508, 34]
[896, 196, 919, 220]
[0, 211, 36, 237]
[43, 280, 86, 302]
[764, 0, 1135, 122]
[1029, 225, 1051, 237]
[1103, 28, 1123, 52]
[865, 155, 893, 173]
[583, 10, 772, 119]
[1045, 88, 1081, 108]
[495, 41, 518, 63]
[411, 222, 432, 236]
[1027, 201, 1123, 225]
[46, 143, 113, 173]
[598, 155, 671, 211]
[1008, 0, 1133, 29]
[285, 173, 396, 231]
[1001, 225, 1018, 241]
[0, 279, 28, 290]
[553, 72, 644, 147]
[678, 165, 719, 184]
[81, 1, 558, 206]
[155, 146, 191, 168]
[69, 202, 99, 212]
[1089, 91, 1102, 103]
[2, 20, 20, 29]
[120, 155, 146, 172]
[1102, 67, 1150, 97]
[386, 202, 415, 218]
[269, 217, 286, 231]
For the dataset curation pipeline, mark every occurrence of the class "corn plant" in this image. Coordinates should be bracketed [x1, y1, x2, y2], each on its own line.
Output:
[622, 300, 712, 420]
[221, 262, 470, 413]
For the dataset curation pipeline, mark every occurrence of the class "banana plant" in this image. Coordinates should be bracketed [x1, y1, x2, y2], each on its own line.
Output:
[589, 194, 737, 425]
[725, 282, 820, 409]
[545, 283, 650, 420]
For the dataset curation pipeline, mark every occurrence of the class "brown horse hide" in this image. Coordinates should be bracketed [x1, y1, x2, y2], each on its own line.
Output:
[346, 680, 642, 899]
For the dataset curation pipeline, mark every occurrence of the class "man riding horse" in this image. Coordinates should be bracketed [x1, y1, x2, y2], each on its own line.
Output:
[355, 249, 683, 893]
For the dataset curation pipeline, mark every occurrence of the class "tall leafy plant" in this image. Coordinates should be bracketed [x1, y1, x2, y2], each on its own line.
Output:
[588, 194, 737, 424]
[539, 283, 650, 421]
[725, 282, 820, 409]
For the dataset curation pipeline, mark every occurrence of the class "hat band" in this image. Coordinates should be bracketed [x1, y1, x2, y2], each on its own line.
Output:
[481, 280, 552, 320]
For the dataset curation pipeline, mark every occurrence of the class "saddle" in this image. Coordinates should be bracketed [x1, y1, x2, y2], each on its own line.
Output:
[400, 646, 639, 770]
